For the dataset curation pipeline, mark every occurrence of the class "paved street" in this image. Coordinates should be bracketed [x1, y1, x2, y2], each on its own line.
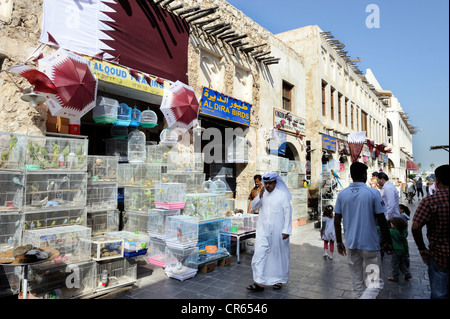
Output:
[119, 196, 430, 300]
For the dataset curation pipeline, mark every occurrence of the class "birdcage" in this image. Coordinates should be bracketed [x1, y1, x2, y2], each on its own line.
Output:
[25, 136, 88, 171]
[0, 172, 24, 212]
[0, 131, 27, 171]
[93, 96, 119, 124]
[123, 187, 155, 213]
[23, 207, 87, 230]
[164, 246, 198, 281]
[0, 213, 23, 253]
[87, 156, 118, 182]
[127, 129, 146, 163]
[154, 183, 186, 210]
[114, 103, 132, 127]
[86, 183, 117, 211]
[165, 215, 199, 249]
[140, 109, 158, 128]
[23, 225, 92, 263]
[161, 172, 205, 193]
[183, 193, 227, 220]
[23, 172, 87, 211]
[90, 237, 124, 261]
[147, 208, 180, 240]
[86, 210, 119, 236]
[118, 163, 161, 187]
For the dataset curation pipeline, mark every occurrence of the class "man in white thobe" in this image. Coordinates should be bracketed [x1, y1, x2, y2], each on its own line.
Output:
[247, 173, 292, 291]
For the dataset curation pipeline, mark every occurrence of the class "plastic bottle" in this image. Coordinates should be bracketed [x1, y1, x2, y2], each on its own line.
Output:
[100, 270, 109, 287]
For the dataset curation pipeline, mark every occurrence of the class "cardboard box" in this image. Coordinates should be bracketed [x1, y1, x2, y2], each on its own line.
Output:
[46, 111, 69, 134]
[199, 262, 215, 273]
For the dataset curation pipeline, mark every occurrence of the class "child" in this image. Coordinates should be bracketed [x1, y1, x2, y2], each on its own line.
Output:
[320, 205, 336, 260]
[388, 217, 412, 282]
[399, 204, 411, 237]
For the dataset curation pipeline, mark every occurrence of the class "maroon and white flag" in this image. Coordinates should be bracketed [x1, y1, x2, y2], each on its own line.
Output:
[348, 131, 367, 163]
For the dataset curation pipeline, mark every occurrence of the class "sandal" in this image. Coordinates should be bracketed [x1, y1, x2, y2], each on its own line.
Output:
[247, 283, 264, 291]
[272, 283, 282, 290]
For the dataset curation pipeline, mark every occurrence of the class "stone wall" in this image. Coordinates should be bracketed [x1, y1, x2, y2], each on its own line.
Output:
[0, 0, 47, 136]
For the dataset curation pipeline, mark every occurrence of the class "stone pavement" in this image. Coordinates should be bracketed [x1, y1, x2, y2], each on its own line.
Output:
[118, 196, 431, 300]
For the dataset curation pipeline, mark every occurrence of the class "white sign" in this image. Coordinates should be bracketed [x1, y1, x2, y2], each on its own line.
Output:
[273, 107, 306, 136]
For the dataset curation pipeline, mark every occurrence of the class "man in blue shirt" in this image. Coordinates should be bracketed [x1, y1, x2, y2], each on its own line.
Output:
[334, 161, 392, 299]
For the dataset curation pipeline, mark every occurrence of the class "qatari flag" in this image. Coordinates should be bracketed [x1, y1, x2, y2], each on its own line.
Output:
[348, 131, 367, 163]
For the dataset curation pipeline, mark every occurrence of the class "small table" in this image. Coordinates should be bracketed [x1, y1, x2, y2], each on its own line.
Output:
[229, 230, 256, 264]
[0, 247, 59, 299]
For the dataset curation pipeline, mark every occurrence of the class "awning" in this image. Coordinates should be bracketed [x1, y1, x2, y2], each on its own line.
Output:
[406, 160, 419, 171]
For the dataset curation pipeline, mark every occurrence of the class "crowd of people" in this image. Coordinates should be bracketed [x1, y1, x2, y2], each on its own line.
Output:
[245, 163, 449, 300]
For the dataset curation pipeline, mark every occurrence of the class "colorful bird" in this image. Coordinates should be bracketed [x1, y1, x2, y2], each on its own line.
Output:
[330, 169, 343, 188]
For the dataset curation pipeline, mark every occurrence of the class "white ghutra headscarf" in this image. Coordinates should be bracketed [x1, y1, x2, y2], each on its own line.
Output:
[262, 172, 292, 201]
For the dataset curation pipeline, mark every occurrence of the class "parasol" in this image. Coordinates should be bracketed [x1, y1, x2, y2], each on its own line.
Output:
[160, 81, 199, 132]
[348, 131, 366, 163]
[39, 48, 98, 134]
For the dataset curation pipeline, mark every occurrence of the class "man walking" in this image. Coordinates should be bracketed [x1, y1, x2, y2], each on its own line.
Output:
[377, 172, 401, 221]
[416, 177, 424, 200]
[247, 173, 292, 291]
[412, 164, 449, 299]
[334, 162, 392, 299]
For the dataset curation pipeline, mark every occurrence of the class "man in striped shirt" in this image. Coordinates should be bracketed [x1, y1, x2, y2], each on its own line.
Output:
[412, 164, 449, 299]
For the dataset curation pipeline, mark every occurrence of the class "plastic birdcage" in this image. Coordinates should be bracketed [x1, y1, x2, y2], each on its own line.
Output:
[87, 210, 119, 236]
[23, 225, 92, 263]
[124, 187, 155, 213]
[118, 163, 161, 187]
[86, 183, 117, 211]
[23, 207, 87, 230]
[154, 183, 186, 210]
[183, 193, 227, 220]
[0, 213, 23, 253]
[93, 96, 118, 124]
[114, 103, 132, 127]
[105, 138, 128, 162]
[164, 246, 198, 281]
[129, 108, 142, 128]
[122, 211, 149, 234]
[23, 172, 87, 211]
[165, 215, 199, 249]
[0, 131, 27, 171]
[213, 178, 227, 194]
[141, 109, 158, 128]
[91, 237, 124, 261]
[160, 128, 178, 146]
[87, 155, 118, 182]
[25, 135, 88, 171]
[128, 129, 146, 163]
[147, 208, 181, 240]
[162, 172, 205, 193]
[148, 237, 168, 267]
[0, 172, 24, 213]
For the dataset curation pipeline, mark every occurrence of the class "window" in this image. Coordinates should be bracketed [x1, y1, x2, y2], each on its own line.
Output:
[282, 81, 294, 111]
[345, 98, 349, 127]
[361, 111, 368, 133]
[322, 80, 327, 116]
[338, 93, 343, 124]
[351, 104, 354, 129]
[330, 87, 335, 121]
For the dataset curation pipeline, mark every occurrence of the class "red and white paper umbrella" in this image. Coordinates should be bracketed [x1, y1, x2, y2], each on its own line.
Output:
[39, 48, 98, 134]
[160, 81, 199, 132]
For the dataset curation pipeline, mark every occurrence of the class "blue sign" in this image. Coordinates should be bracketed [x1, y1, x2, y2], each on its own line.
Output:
[322, 134, 337, 151]
[200, 87, 251, 126]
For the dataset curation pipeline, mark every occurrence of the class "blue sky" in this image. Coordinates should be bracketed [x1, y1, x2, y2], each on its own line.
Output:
[228, 0, 449, 172]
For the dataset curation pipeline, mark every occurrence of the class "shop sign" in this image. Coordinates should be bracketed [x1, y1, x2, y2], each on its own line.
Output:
[273, 108, 306, 136]
[322, 134, 337, 151]
[200, 87, 251, 126]
[85, 56, 167, 96]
